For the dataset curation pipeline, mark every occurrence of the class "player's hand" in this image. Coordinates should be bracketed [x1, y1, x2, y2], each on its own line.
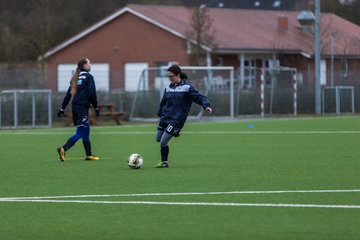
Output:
[205, 107, 212, 113]
[95, 107, 100, 117]
[57, 108, 65, 118]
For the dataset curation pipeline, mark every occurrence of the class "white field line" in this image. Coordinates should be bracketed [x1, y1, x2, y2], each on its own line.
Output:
[1, 130, 360, 135]
[94, 131, 360, 135]
[0, 199, 359, 209]
[1, 190, 359, 209]
[1, 189, 359, 201]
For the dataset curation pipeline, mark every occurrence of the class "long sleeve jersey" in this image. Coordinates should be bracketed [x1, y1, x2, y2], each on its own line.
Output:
[157, 80, 211, 128]
[61, 69, 98, 109]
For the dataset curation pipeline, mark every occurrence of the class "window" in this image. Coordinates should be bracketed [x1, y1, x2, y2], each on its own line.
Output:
[124, 63, 149, 91]
[242, 59, 256, 89]
[57, 63, 109, 92]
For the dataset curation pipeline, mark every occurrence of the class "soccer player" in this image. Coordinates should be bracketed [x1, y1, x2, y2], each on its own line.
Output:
[155, 64, 212, 168]
[56, 57, 100, 161]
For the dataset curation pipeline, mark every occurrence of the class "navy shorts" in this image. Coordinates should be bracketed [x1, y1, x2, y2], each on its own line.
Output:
[157, 122, 181, 137]
[72, 104, 89, 127]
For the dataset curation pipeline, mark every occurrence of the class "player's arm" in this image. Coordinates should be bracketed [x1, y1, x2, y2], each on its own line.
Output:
[87, 75, 100, 116]
[61, 86, 72, 109]
[87, 75, 98, 109]
[188, 86, 212, 113]
[57, 86, 72, 117]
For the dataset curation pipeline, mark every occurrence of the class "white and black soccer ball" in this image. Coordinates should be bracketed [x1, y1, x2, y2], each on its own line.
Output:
[128, 153, 143, 169]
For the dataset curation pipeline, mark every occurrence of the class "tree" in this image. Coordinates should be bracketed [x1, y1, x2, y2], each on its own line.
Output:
[1, 0, 359, 65]
[185, 4, 216, 66]
[321, 0, 360, 26]
[0, 0, 125, 64]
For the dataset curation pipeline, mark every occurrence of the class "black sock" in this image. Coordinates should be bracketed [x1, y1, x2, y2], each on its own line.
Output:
[83, 140, 92, 156]
[160, 146, 169, 162]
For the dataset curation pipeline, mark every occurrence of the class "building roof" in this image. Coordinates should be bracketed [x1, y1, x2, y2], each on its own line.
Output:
[44, 4, 360, 59]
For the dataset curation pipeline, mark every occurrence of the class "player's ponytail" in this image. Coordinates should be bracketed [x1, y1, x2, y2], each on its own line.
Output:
[168, 64, 187, 80]
[70, 68, 80, 96]
[70, 57, 88, 96]
[180, 72, 187, 80]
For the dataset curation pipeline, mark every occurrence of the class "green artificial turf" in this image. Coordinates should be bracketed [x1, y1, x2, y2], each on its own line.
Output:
[0, 116, 359, 240]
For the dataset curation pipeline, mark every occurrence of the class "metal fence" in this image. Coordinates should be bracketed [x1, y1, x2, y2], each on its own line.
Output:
[0, 89, 52, 128]
[0, 67, 359, 128]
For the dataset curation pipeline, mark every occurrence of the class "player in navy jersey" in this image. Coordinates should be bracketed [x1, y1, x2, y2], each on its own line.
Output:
[155, 64, 213, 168]
[56, 57, 100, 161]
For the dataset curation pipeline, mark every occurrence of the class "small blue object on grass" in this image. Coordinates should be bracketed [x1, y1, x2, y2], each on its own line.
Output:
[247, 124, 254, 129]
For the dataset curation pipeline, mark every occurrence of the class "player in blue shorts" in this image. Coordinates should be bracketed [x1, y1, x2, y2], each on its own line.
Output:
[56, 57, 100, 161]
[155, 64, 213, 168]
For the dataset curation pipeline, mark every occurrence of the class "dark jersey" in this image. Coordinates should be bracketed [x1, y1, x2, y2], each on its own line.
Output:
[157, 80, 211, 128]
[61, 70, 98, 109]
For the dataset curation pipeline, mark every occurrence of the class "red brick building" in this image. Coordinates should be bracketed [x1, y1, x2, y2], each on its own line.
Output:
[44, 4, 360, 92]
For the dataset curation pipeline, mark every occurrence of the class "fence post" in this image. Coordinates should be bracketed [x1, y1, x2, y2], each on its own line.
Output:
[230, 68, 234, 119]
[335, 87, 340, 114]
[260, 68, 265, 118]
[293, 70, 297, 116]
[48, 91, 52, 128]
[32, 92, 36, 127]
[14, 91, 18, 128]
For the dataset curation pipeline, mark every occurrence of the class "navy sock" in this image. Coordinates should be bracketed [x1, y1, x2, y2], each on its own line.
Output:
[83, 140, 92, 156]
[160, 146, 169, 162]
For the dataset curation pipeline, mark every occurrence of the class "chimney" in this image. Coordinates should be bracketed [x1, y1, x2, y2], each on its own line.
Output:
[277, 15, 288, 31]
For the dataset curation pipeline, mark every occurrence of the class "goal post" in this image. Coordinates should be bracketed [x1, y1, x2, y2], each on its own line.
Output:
[256, 66, 297, 117]
[0, 89, 52, 128]
[321, 86, 355, 114]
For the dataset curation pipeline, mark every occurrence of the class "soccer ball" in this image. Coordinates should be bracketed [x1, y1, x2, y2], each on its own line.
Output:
[128, 153, 143, 169]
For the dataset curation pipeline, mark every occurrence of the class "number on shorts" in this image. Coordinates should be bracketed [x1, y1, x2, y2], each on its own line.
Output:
[166, 124, 173, 132]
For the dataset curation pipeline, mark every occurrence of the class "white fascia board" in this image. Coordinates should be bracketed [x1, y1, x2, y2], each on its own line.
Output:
[300, 51, 312, 58]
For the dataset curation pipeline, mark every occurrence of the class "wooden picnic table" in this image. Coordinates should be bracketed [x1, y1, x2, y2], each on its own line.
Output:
[92, 104, 127, 125]
[63, 104, 127, 126]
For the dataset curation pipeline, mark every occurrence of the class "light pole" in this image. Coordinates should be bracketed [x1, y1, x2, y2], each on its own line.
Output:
[297, 1, 321, 115]
[314, 0, 321, 115]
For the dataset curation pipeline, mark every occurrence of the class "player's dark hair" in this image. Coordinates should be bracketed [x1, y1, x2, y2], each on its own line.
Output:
[168, 64, 187, 80]
[70, 57, 88, 96]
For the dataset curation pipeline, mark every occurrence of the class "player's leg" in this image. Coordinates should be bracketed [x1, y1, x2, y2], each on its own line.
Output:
[155, 123, 170, 168]
[156, 124, 181, 168]
[160, 132, 172, 164]
[155, 129, 164, 143]
[82, 126, 99, 160]
[57, 127, 83, 161]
